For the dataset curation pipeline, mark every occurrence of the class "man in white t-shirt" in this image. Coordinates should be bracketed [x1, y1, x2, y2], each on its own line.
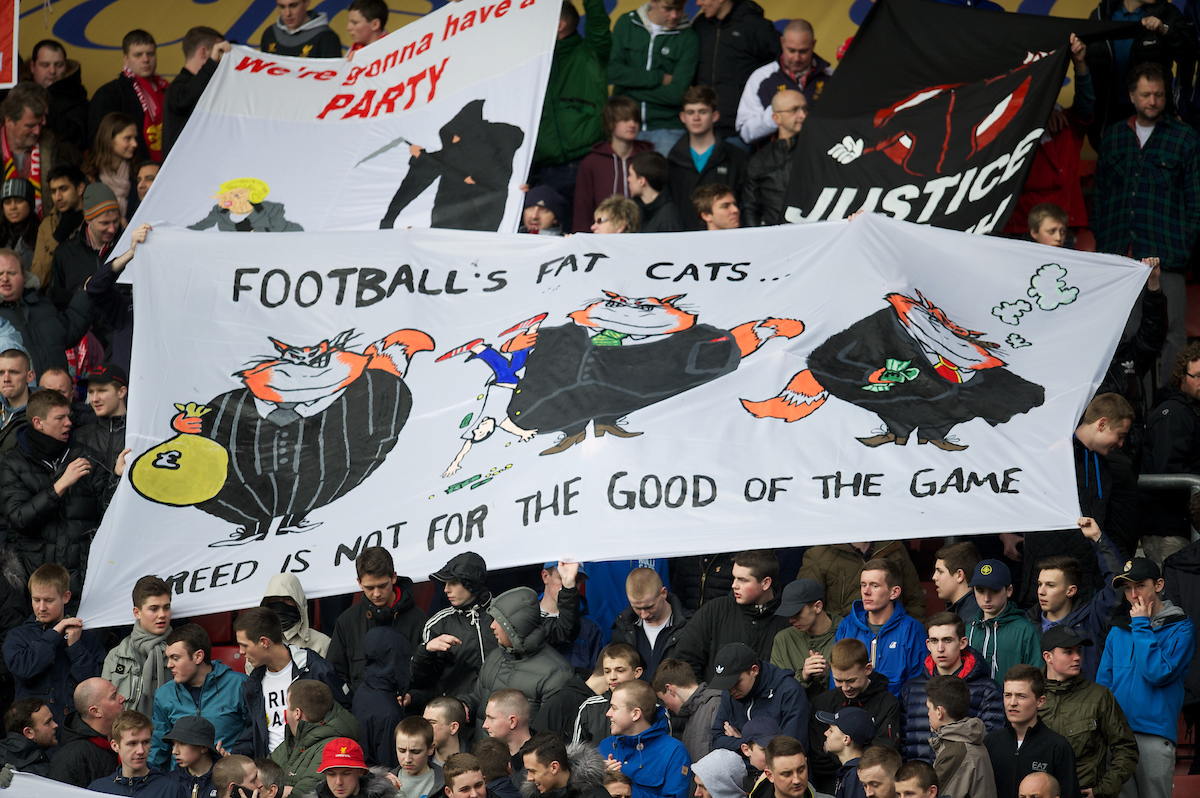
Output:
[610, 567, 689, 680]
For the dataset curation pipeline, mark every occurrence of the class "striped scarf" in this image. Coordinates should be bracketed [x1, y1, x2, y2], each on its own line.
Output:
[122, 66, 169, 162]
[0, 125, 40, 218]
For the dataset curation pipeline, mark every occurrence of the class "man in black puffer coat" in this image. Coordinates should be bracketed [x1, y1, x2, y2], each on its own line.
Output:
[897, 613, 1004, 763]
[691, 0, 780, 142]
[0, 390, 119, 597]
[46, 678, 123, 787]
[459, 586, 574, 730]
[669, 554, 736, 614]
[351, 626, 411, 768]
[412, 553, 580, 706]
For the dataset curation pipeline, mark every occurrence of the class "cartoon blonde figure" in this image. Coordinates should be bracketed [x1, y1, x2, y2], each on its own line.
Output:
[189, 177, 303, 232]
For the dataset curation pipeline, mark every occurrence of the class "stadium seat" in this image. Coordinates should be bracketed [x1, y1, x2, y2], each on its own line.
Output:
[188, 612, 233, 644]
[1187, 285, 1200, 339]
[210, 644, 247, 674]
[1073, 228, 1096, 252]
[921, 581, 945, 614]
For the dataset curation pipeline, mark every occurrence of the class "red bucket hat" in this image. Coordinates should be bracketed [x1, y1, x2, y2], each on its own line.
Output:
[317, 738, 368, 772]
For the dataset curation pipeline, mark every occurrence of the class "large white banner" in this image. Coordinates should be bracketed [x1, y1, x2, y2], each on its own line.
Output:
[5, 771, 93, 798]
[81, 217, 1147, 627]
[117, 0, 556, 253]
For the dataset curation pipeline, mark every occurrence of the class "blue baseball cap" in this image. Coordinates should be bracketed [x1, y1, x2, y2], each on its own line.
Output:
[970, 559, 1011, 590]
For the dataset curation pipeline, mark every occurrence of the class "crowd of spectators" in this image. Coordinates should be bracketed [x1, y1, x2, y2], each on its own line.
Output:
[0, 1, 1191, 798]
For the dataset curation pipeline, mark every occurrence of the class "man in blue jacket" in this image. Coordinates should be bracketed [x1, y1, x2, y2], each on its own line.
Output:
[150, 624, 248, 770]
[1098, 557, 1194, 798]
[708, 642, 809, 751]
[2, 563, 105, 726]
[1027, 517, 1123, 681]
[897, 612, 1003, 763]
[599, 679, 691, 798]
[834, 559, 925, 699]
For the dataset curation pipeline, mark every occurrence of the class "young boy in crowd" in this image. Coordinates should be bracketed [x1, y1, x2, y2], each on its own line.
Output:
[3, 563, 106, 726]
[104, 575, 173, 716]
[1028, 203, 1069, 248]
[926, 676, 994, 798]
[575, 643, 645, 746]
[693, 184, 740, 231]
[738, 717, 782, 796]
[164, 716, 218, 798]
[628, 152, 684, 233]
[653, 657, 722, 764]
[423, 696, 465, 766]
[315, 737, 390, 798]
[667, 86, 747, 230]
[599, 680, 692, 798]
[386, 716, 444, 798]
[965, 561, 1041, 681]
[574, 96, 652, 233]
[816, 708, 871, 798]
[89, 710, 182, 797]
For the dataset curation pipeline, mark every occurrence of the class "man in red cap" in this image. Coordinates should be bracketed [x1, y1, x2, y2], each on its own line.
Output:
[315, 738, 392, 798]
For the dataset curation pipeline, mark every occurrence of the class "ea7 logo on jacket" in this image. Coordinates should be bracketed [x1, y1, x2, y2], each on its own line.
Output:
[1031, 762, 1050, 772]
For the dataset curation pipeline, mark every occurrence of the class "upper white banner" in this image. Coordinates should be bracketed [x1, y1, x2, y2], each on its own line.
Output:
[117, 0, 556, 253]
[80, 217, 1147, 627]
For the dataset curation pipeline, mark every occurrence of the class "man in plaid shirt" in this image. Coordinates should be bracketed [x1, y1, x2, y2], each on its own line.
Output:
[1093, 61, 1200, 389]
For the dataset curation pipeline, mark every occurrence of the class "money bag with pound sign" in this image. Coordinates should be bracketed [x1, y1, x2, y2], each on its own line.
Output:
[131, 402, 229, 506]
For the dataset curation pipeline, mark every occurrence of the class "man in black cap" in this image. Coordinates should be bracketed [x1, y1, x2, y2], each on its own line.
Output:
[770, 578, 841, 704]
[1038, 625, 1136, 798]
[162, 715, 218, 798]
[710, 642, 809, 753]
[964, 559, 1041, 681]
[411, 553, 581, 705]
[817, 707, 872, 798]
[75, 363, 126, 472]
[1098, 557, 1194, 798]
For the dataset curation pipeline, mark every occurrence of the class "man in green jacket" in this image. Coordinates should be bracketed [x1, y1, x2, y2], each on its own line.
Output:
[1037, 626, 1138, 798]
[608, 0, 698, 155]
[271, 679, 361, 796]
[532, 0, 610, 231]
[965, 560, 1042, 681]
[769, 579, 842, 705]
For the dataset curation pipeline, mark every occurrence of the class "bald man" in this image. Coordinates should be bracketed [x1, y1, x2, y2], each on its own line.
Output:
[742, 89, 808, 227]
[1018, 772, 1061, 798]
[736, 19, 831, 144]
[46, 678, 125, 786]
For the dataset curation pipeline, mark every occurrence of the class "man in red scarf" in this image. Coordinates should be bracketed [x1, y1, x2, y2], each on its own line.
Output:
[1, 82, 81, 220]
[88, 30, 169, 164]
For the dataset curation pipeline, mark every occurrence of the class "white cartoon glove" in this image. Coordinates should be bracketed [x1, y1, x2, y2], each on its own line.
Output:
[828, 137, 864, 164]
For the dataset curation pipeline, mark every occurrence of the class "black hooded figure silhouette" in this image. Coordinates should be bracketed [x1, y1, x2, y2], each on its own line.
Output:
[379, 99, 524, 231]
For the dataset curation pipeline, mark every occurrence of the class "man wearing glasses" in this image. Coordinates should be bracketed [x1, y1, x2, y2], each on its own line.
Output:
[1141, 342, 1200, 566]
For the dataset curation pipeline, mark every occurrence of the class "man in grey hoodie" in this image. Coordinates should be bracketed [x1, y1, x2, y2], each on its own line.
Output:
[261, 1, 343, 58]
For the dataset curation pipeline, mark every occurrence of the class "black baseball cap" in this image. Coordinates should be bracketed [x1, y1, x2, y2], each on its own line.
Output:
[163, 715, 216, 749]
[710, 643, 759, 690]
[775, 578, 824, 617]
[815, 707, 874, 747]
[1040, 625, 1094, 652]
[87, 363, 128, 387]
[741, 717, 783, 747]
[1112, 557, 1160, 587]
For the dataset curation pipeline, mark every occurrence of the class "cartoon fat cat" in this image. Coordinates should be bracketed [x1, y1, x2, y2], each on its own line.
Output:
[493, 291, 805, 455]
[132, 328, 434, 546]
[742, 290, 1044, 451]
